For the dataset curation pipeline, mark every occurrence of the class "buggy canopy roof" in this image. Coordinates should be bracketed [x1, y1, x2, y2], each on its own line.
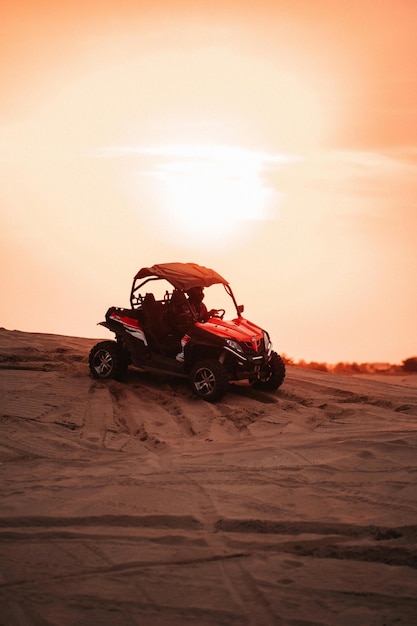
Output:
[134, 263, 228, 291]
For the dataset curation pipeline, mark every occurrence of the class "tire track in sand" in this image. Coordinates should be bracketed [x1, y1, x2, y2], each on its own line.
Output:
[83, 382, 166, 452]
[173, 467, 279, 626]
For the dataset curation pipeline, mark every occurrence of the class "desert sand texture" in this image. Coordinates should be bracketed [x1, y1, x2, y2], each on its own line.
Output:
[0, 327, 417, 626]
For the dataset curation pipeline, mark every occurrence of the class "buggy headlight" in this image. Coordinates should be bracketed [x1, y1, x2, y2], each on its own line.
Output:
[225, 339, 244, 354]
[263, 331, 273, 354]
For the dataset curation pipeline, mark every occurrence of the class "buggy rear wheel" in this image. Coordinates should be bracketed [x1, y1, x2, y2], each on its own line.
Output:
[189, 359, 229, 402]
[89, 340, 128, 381]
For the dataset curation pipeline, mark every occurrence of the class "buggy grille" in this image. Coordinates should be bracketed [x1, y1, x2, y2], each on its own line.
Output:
[243, 338, 265, 353]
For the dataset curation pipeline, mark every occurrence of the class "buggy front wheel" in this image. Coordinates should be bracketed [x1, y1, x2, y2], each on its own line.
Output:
[252, 352, 286, 391]
[189, 359, 228, 402]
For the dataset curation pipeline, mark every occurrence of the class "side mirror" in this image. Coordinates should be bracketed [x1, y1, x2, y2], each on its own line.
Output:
[237, 304, 244, 314]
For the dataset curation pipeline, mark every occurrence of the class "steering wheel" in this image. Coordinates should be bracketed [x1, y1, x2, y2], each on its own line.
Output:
[211, 308, 225, 319]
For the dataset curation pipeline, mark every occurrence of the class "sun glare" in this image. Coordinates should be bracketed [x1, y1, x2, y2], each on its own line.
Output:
[125, 143, 291, 245]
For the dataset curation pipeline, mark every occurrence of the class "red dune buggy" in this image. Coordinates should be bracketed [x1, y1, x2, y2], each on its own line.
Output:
[89, 262, 285, 402]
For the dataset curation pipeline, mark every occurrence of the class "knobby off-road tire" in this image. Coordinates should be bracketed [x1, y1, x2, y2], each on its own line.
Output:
[89, 340, 128, 382]
[189, 359, 229, 402]
[252, 351, 286, 391]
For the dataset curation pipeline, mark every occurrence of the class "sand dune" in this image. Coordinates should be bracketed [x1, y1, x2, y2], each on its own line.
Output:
[0, 327, 417, 625]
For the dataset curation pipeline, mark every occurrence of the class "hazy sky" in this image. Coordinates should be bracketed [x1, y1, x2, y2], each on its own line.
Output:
[1, 0, 416, 363]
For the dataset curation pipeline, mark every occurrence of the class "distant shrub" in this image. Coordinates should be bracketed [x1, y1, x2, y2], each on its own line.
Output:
[402, 357, 417, 372]
[285, 356, 407, 375]
[333, 362, 350, 374]
[305, 361, 329, 372]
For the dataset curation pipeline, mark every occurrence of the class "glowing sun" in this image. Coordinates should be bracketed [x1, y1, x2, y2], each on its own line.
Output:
[128, 143, 289, 245]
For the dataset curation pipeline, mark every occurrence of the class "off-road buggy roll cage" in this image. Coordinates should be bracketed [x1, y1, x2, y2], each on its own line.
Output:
[129, 262, 243, 316]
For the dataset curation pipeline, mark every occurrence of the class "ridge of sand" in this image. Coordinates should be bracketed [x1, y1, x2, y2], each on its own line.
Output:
[1, 328, 416, 625]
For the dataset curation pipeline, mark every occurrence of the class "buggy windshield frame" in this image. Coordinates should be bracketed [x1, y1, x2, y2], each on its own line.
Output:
[130, 262, 242, 316]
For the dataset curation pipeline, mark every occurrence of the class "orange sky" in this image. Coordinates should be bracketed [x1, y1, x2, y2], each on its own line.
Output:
[1, 0, 416, 363]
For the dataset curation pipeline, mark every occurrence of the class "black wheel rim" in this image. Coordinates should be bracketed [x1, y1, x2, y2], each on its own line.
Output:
[194, 366, 216, 396]
[262, 367, 272, 382]
[93, 349, 113, 376]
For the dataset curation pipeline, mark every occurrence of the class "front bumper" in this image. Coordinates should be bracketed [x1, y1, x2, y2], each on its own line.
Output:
[220, 348, 269, 382]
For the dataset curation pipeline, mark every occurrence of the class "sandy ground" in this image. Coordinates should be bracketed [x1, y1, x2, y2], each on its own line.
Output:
[0, 327, 417, 626]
